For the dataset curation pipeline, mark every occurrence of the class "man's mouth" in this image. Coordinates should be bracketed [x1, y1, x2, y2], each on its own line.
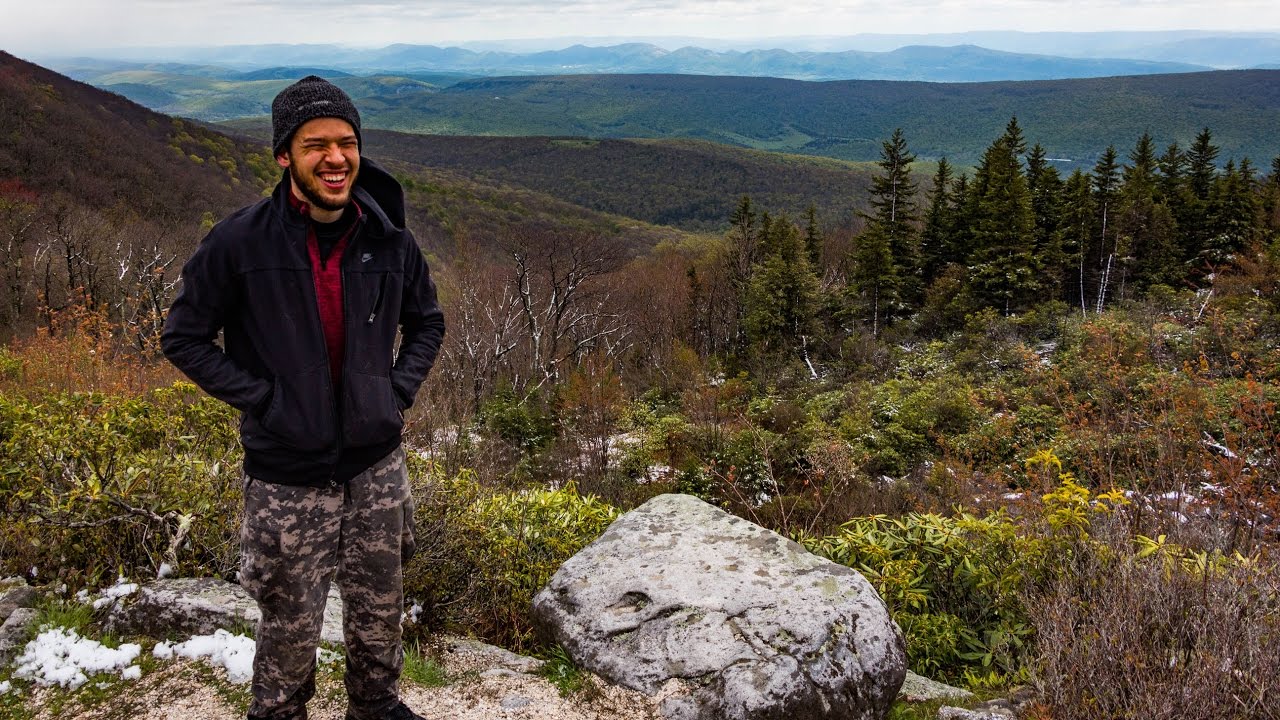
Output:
[319, 171, 348, 190]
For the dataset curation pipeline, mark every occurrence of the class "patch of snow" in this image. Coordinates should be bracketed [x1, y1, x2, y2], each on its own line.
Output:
[165, 630, 257, 684]
[405, 602, 424, 624]
[1002, 492, 1025, 501]
[75, 589, 90, 603]
[157, 562, 175, 579]
[91, 577, 139, 610]
[317, 647, 342, 666]
[121, 665, 142, 681]
[1201, 432, 1238, 459]
[12, 627, 142, 690]
[152, 641, 174, 660]
[0, 680, 10, 694]
[639, 464, 674, 485]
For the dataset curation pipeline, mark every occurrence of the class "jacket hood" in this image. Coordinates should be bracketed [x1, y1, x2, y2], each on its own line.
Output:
[352, 157, 407, 234]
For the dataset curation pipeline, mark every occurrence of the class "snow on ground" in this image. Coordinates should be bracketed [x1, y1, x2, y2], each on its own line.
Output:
[12, 627, 142, 690]
[90, 577, 139, 610]
[153, 630, 256, 684]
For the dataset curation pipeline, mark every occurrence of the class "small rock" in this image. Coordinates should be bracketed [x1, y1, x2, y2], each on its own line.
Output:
[0, 608, 40, 663]
[500, 695, 532, 710]
[448, 638, 544, 673]
[0, 585, 40, 625]
[898, 671, 973, 702]
[938, 706, 1014, 720]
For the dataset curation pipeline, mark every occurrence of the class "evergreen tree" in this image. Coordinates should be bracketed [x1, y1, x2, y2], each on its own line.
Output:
[1003, 116, 1027, 158]
[725, 195, 759, 358]
[1187, 128, 1220, 202]
[948, 174, 974, 263]
[1183, 128, 1221, 260]
[744, 215, 820, 357]
[845, 223, 897, 337]
[1157, 141, 1186, 203]
[861, 128, 921, 306]
[968, 133, 1037, 314]
[920, 158, 954, 285]
[1058, 169, 1097, 315]
[803, 204, 822, 270]
[1090, 146, 1121, 311]
[1119, 133, 1181, 291]
[1205, 159, 1262, 263]
[1026, 144, 1066, 299]
[1262, 156, 1280, 235]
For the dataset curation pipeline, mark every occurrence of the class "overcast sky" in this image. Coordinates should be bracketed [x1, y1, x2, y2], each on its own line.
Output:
[3, 0, 1280, 56]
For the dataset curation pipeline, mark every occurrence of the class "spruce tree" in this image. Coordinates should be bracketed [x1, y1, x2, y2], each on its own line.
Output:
[1119, 133, 1181, 291]
[804, 204, 822, 270]
[1205, 159, 1262, 263]
[862, 128, 921, 307]
[1058, 169, 1097, 315]
[744, 215, 820, 357]
[1026, 144, 1065, 299]
[920, 157, 954, 285]
[968, 133, 1037, 314]
[845, 223, 897, 337]
[1090, 146, 1121, 311]
[1183, 128, 1220, 261]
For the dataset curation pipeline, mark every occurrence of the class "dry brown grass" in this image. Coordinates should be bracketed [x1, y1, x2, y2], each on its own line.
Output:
[1028, 529, 1280, 720]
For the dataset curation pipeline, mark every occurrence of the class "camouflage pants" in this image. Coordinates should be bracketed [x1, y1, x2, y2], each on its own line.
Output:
[240, 447, 416, 720]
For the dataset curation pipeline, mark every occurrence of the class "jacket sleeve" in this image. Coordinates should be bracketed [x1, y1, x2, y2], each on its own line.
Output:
[161, 231, 272, 414]
[390, 237, 445, 411]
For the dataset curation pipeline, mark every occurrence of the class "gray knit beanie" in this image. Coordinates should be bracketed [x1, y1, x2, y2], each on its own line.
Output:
[271, 75, 361, 156]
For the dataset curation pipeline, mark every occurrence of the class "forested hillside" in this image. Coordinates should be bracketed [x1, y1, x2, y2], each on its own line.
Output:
[365, 70, 1280, 165]
[217, 121, 880, 231]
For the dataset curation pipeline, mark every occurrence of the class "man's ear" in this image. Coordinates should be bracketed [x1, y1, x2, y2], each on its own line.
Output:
[276, 151, 290, 169]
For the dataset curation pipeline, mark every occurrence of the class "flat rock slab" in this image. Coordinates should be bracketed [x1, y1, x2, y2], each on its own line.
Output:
[105, 578, 345, 645]
[898, 671, 973, 703]
[532, 493, 906, 720]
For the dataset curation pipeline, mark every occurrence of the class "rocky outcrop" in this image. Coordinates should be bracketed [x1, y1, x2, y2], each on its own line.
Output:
[104, 577, 345, 644]
[532, 493, 907, 720]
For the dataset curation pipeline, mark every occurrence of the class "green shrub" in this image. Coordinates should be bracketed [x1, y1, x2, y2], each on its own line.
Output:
[0, 382, 241, 588]
[804, 510, 1042, 682]
[405, 467, 618, 650]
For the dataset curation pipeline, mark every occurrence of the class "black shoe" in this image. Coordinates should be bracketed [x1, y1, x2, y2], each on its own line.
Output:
[386, 703, 426, 720]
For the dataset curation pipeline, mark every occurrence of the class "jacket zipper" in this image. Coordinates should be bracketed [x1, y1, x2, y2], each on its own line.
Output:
[367, 274, 387, 324]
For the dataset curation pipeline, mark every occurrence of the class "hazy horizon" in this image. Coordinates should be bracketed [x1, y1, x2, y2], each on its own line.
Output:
[4, 1, 1280, 57]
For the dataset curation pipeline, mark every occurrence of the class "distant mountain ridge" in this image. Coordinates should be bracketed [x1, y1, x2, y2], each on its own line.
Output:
[41, 42, 1210, 83]
[354, 70, 1280, 166]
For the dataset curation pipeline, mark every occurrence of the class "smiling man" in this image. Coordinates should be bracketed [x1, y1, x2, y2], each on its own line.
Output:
[162, 76, 445, 720]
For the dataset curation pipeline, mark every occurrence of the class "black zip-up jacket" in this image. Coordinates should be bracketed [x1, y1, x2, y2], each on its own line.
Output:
[161, 159, 445, 486]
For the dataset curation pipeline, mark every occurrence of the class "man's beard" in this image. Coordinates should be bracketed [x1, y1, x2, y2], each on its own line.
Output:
[289, 162, 356, 212]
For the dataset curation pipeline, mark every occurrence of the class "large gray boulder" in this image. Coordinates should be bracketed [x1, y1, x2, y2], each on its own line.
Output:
[532, 493, 906, 720]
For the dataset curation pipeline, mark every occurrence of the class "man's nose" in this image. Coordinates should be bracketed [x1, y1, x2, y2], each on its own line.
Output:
[323, 143, 345, 164]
